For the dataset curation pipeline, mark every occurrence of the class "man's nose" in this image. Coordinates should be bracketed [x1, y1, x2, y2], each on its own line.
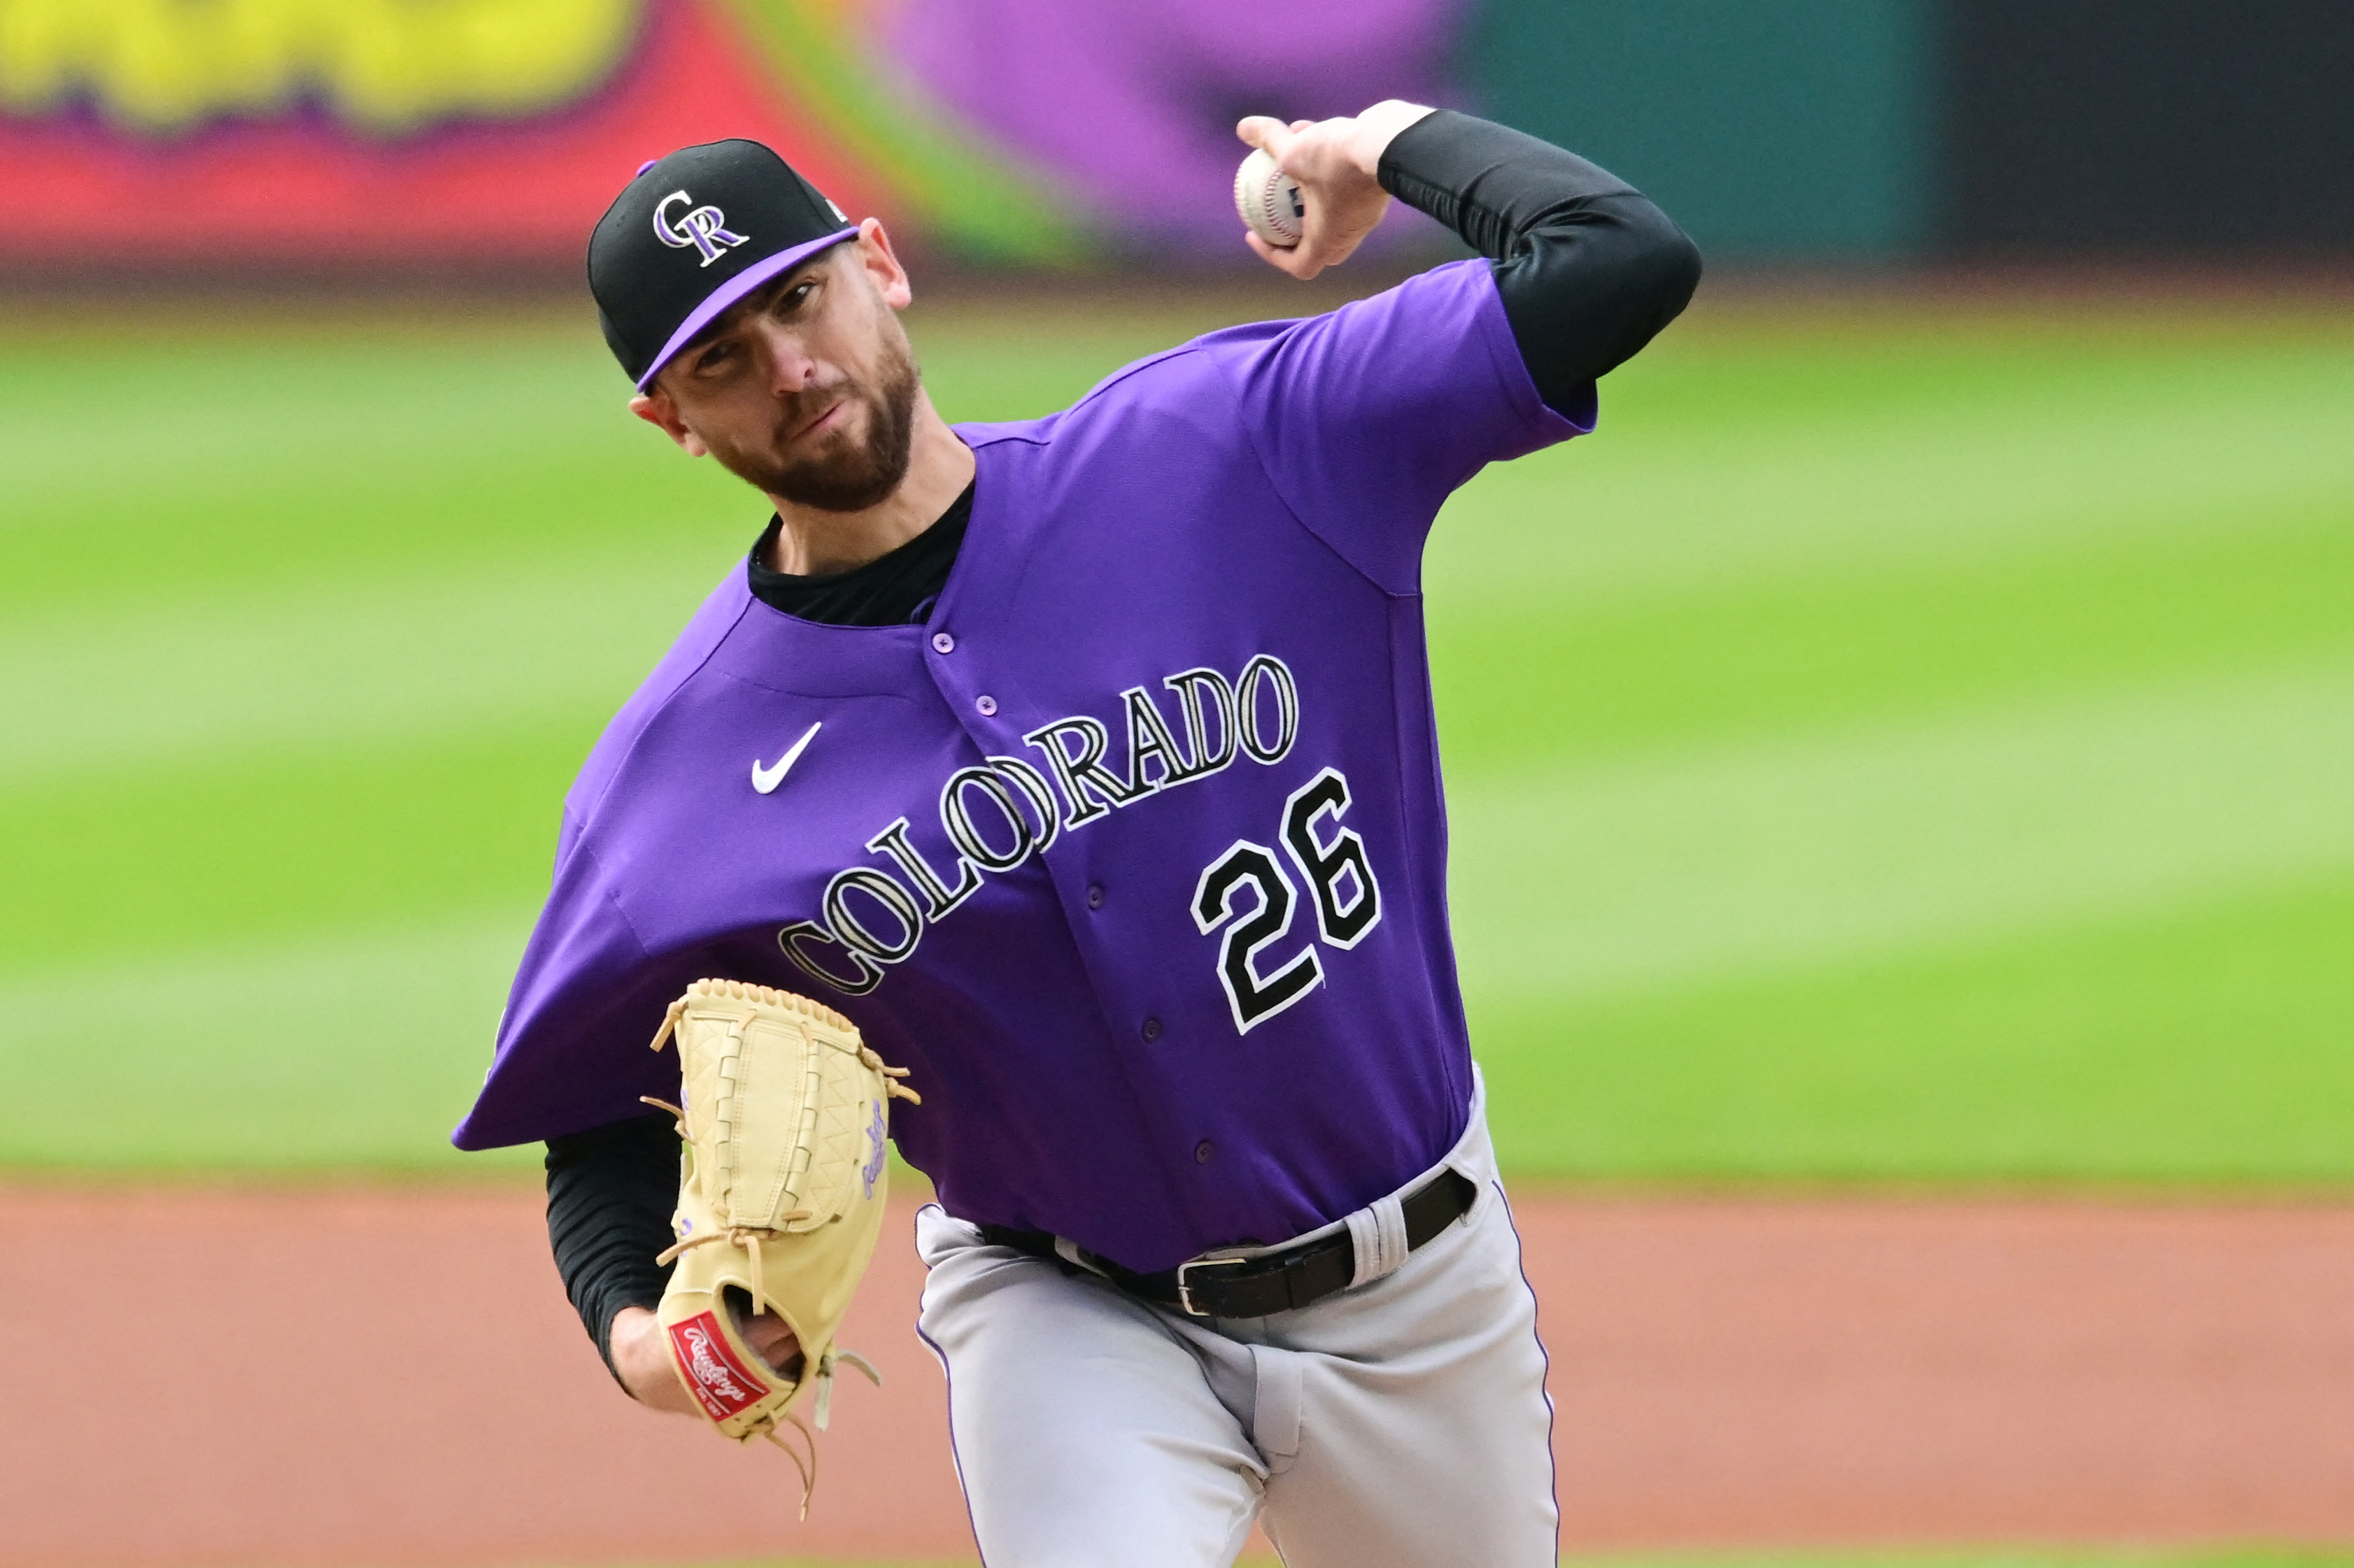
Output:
[753, 322, 818, 395]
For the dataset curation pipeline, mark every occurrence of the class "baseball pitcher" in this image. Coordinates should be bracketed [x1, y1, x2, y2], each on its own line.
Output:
[457, 100, 1699, 1565]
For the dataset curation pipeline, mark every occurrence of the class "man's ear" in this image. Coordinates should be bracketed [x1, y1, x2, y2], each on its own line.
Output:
[628, 386, 709, 457]
[853, 218, 914, 311]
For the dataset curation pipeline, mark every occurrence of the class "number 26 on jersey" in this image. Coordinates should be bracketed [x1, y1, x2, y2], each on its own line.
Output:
[1192, 767, 1381, 1034]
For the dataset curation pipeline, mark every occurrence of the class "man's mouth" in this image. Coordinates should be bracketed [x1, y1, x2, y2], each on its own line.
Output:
[789, 399, 846, 445]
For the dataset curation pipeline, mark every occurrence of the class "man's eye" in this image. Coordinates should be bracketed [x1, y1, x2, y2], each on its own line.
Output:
[696, 343, 735, 372]
[779, 283, 816, 313]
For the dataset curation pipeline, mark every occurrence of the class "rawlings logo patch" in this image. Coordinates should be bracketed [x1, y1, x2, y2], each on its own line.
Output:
[669, 1311, 769, 1420]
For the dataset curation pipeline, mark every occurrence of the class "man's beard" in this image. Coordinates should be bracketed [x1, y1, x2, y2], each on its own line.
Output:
[715, 334, 921, 513]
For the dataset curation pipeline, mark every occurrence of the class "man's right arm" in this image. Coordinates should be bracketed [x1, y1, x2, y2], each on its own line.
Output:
[544, 1112, 685, 1406]
[607, 1306, 700, 1413]
[546, 1111, 805, 1414]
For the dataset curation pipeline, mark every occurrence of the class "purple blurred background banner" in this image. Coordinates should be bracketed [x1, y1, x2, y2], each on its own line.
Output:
[877, 0, 1471, 257]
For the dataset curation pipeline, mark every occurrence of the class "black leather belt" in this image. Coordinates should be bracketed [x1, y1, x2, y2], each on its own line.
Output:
[979, 1167, 1478, 1320]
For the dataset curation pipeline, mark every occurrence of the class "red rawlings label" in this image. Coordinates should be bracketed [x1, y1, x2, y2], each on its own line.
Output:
[667, 1311, 770, 1422]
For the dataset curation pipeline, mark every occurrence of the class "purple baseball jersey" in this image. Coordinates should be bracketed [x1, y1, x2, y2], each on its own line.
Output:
[455, 259, 1591, 1272]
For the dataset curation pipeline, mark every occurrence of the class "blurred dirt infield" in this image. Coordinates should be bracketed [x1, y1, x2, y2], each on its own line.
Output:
[3, 1190, 2351, 1567]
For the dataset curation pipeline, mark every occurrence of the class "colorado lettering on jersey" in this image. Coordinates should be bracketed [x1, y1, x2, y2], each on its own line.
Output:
[777, 654, 1300, 998]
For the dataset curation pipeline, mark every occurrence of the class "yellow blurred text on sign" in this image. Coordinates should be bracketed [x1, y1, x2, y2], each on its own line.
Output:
[0, 0, 641, 134]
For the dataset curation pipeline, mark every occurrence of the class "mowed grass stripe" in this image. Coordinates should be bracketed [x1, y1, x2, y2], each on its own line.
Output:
[1476, 869, 2354, 1183]
[9, 458, 2342, 792]
[1449, 658, 2354, 1003]
[13, 305, 2351, 615]
[0, 725, 585, 976]
[10, 572, 2343, 981]
[0, 416, 755, 615]
[1432, 497, 2354, 770]
[1428, 336, 2354, 608]
[0, 325, 640, 507]
[0, 313, 1217, 611]
[0, 913, 538, 1172]
[0, 327, 752, 610]
[0, 552, 726, 783]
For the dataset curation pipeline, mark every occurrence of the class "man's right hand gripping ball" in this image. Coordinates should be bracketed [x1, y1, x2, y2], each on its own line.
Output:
[617, 979, 918, 1497]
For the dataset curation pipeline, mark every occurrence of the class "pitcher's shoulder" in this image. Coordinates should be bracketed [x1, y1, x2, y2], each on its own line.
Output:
[566, 566, 756, 830]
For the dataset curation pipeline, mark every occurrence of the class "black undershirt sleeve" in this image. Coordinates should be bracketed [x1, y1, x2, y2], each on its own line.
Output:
[544, 1111, 681, 1383]
[1378, 109, 1703, 414]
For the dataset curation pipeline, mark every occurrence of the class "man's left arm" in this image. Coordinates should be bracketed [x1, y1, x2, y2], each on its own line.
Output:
[1379, 110, 1703, 416]
[1239, 103, 1702, 415]
[1222, 106, 1699, 593]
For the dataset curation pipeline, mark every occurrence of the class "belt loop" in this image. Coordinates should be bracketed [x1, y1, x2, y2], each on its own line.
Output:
[1054, 1236, 1110, 1278]
[1280, 1250, 1313, 1310]
[1345, 1190, 1411, 1289]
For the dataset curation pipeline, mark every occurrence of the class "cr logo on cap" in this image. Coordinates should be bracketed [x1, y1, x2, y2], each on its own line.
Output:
[653, 190, 749, 267]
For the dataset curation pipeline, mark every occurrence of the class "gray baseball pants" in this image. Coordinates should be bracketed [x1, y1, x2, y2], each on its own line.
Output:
[913, 1076, 1557, 1567]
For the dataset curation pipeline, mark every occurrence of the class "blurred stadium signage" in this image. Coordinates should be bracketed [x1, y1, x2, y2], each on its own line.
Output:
[0, 0, 1082, 267]
[12, 1, 2318, 271]
[0, 0, 1459, 270]
[0, 0, 641, 133]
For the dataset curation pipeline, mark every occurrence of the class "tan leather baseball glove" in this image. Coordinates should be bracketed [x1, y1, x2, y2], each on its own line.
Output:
[641, 978, 918, 1510]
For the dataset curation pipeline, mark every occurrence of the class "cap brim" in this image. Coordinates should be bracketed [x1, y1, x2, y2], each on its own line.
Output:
[634, 226, 860, 391]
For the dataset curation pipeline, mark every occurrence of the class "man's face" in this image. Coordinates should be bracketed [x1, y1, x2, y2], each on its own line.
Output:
[637, 235, 920, 513]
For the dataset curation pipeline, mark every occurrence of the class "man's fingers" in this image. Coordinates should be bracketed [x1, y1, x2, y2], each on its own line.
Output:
[1242, 231, 1291, 271]
[740, 1312, 797, 1351]
[1234, 115, 1292, 158]
[727, 1294, 805, 1376]
[743, 1318, 804, 1376]
[1237, 108, 1378, 278]
[1244, 229, 1324, 280]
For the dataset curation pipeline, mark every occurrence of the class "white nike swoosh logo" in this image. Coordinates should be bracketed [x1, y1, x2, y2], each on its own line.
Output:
[751, 720, 823, 795]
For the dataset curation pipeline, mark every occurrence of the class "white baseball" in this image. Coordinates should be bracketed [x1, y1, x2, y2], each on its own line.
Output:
[1234, 147, 1305, 248]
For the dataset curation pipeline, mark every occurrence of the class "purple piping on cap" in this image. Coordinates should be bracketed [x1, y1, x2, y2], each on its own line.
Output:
[634, 226, 860, 391]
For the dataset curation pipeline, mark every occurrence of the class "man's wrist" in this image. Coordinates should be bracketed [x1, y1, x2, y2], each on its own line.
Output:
[610, 1304, 693, 1411]
[1352, 100, 1438, 177]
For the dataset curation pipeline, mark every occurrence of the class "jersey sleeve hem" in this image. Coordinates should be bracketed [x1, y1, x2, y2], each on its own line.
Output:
[1470, 259, 1600, 440]
[450, 840, 662, 1153]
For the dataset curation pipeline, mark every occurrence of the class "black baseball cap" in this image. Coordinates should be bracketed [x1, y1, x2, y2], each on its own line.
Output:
[588, 139, 860, 391]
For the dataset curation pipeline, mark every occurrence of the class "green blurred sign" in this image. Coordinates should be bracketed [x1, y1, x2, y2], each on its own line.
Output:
[1466, 0, 1935, 259]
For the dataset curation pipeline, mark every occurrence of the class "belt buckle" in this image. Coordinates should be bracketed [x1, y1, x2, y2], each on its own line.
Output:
[1174, 1254, 1250, 1317]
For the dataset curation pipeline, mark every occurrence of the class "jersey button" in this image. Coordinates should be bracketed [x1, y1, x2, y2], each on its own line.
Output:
[1086, 883, 1104, 909]
[1194, 1140, 1214, 1164]
[1140, 1015, 1162, 1042]
[975, 694, 998, 716]
[931, 632, 955, 654]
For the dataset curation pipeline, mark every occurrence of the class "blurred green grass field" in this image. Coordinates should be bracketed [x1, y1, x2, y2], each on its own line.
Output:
[2, 286, 2348, 1182]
